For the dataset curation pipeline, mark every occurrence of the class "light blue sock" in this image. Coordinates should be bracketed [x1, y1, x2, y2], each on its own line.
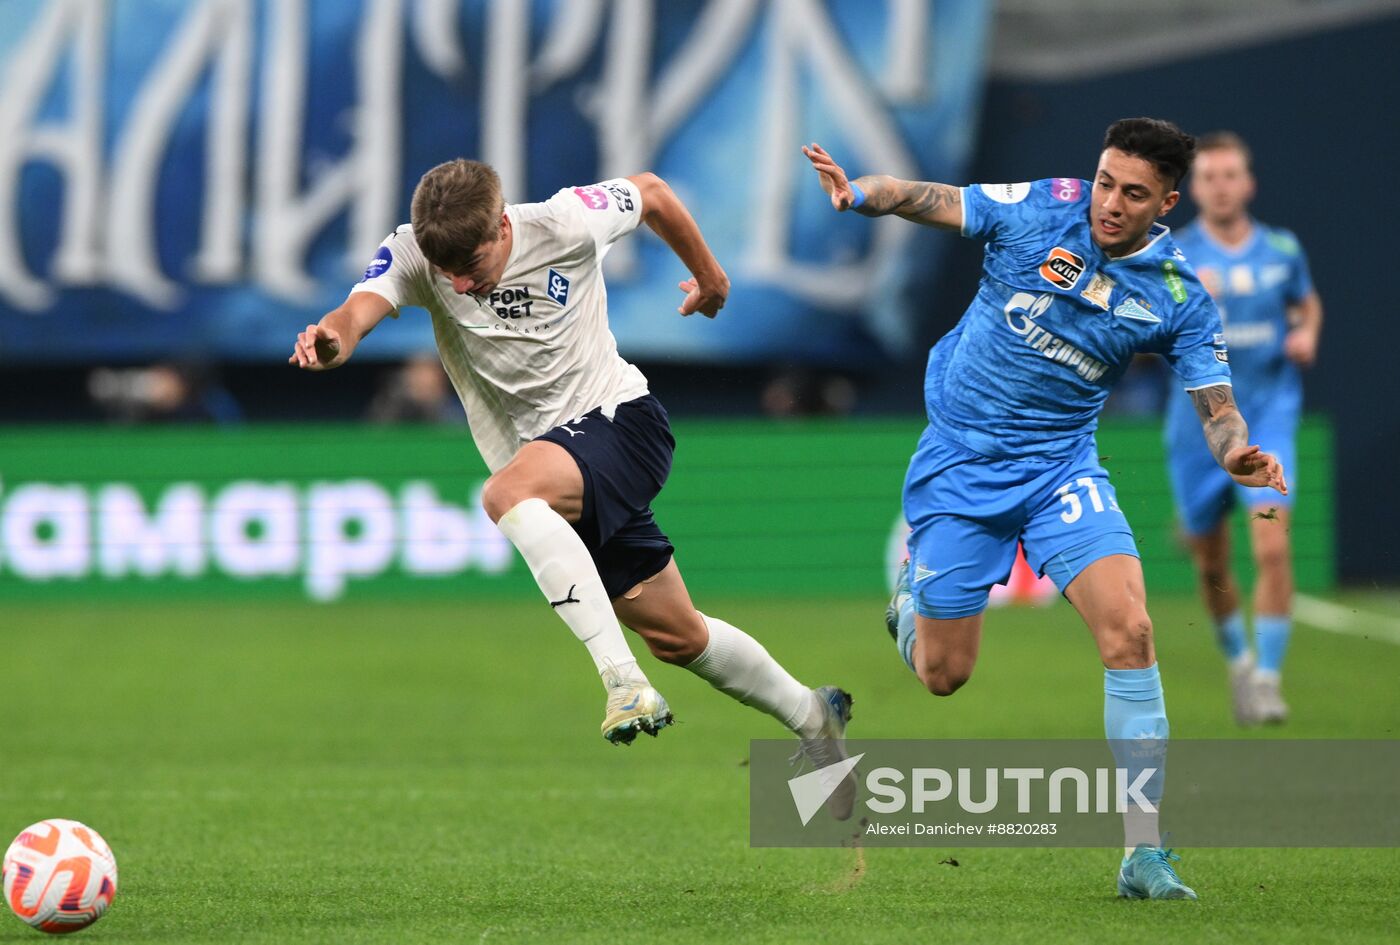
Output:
[1214, 610, 1248, 661]
[1255, 614, 1292, 674]
[1104, 664, 1168, 849]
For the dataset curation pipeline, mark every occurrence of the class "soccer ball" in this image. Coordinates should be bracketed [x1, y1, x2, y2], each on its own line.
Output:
[3, 820, 118, 934]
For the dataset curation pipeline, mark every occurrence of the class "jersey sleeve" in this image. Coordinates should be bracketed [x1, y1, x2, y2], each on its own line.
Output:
[348, 226, 428, 316]
[1163, 294, 1232, 390]
[559, 178, 644, 258]
[1285, 233, 1315, 304]
[960, 178, 1086, 252]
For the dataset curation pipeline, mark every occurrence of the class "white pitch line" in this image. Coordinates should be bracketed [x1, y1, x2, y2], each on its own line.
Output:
[1294, 594, 1400, 646]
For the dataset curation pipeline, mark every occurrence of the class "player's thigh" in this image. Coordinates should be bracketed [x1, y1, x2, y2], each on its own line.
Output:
[902, 432, 1025, 621]
[1185, 516, 1232, 575]
[1020, 451, 1139, 598]
[1063, 553, 1155, 669]
[905, 512, 1020, 622]
[1247, 503, 1292, 569]
[911, 612, 983, 695]
[610, 558, 707, 662]
[481, 439, 584, 522]
[1235, 420, 1296, 526]
[1168, 438, 1234, 538]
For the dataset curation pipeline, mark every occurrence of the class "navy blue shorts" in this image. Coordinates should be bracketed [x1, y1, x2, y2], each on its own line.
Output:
[535, 395, 675, 599]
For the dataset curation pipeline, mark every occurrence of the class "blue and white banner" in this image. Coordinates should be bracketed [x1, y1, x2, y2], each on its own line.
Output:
[0, 0, 991, 365]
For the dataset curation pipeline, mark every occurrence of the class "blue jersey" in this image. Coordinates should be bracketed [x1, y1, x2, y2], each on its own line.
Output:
[1167, 219, 1313, 426]
[927, 178, 1230, 461]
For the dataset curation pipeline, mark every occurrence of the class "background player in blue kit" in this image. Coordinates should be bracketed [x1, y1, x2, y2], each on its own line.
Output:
[805, 118, 1287, 900]
[1165, 132, 1323, 726]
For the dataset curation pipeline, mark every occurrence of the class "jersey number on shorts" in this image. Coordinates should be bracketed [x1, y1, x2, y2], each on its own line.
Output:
[1055, 477, 1120, 523]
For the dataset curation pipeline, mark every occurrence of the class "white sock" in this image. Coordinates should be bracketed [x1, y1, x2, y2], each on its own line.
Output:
[685, 613, 821, 736]
[496, 498, 646, 688]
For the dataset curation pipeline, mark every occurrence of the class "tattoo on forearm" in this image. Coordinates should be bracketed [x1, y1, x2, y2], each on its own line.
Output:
[1190, 385, 1248, 466]
[853, 175, 961, 226]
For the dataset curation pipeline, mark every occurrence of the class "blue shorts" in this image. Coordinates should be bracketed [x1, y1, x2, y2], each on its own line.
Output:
[535, 395, 675, 599]
[902, 427, 1138, 619]
[1167, 405, 1296, 536]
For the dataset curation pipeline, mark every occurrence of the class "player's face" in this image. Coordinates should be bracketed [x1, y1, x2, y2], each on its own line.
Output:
[1090, 148, 1179, 256]
[440, 214, 512, 298]
[1189, 147, 1255, 225]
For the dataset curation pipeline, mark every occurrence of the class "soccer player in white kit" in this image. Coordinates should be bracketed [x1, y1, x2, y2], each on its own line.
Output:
[290, 160, 855, 815]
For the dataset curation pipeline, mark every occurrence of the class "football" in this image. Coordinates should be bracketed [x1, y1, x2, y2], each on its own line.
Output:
[3, 820, 118, 934]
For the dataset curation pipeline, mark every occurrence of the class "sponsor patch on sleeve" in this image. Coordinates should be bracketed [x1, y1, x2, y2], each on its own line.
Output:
[601, 181, 635, 213]
[361, 246, 392, 281]
[572, 185, 610, 210]
[1051, 178, 1082, 202]
[980, 182, 1031, 204]
[1161, 259, 1188, 303]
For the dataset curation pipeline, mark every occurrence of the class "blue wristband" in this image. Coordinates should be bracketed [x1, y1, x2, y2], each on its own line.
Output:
[849, 183, 866, 209]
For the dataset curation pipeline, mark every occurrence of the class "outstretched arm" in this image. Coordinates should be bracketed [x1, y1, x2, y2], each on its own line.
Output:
[289, 291, 394, 371]
[801, 143, 963, 230]
[627, 172, 729, 318]
[1189, 384, 1288, 493]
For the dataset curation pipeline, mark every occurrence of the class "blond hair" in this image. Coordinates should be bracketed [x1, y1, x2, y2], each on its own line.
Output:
[1194, 131, 1253, 171]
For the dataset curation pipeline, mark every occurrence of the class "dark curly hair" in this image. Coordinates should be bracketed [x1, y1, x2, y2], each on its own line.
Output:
[1103, 118, 1196, 189]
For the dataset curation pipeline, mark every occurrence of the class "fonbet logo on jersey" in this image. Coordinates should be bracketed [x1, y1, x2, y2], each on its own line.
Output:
[488, 286, 534, 320]
[1004, 292, 1109, 383]
[1038, 247, 1085, 290]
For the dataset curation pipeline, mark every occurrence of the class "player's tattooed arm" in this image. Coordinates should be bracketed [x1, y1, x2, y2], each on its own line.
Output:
[1191, 384, 1246, 465]
[850, 175, 964, 230]
[1190, 384, 1289, 493]
[801, 143, 962, 229]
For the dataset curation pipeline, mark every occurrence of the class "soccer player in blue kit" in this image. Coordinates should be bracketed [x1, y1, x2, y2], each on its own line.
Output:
[1164, 132, 1323, 726]
[804, 118, 1287, 900]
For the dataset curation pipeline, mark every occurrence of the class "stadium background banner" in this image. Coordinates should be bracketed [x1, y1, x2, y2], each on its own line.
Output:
[0, 0, 991, 367]
[0, 419, 1333, 602]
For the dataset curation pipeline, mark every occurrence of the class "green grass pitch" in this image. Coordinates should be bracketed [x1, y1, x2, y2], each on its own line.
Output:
[3, 592, 1397, 943]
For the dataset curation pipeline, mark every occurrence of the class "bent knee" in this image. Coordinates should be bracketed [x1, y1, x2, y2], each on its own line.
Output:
[1196, 562, 1231, 590]
[481, 473, 538, 522]
[633, 624, 707, 665]
[644, 634, 706, 665]
[1097, 612, 1154, 667]
[915, 657, 974, 697]
[1253, 544, 1291, 575]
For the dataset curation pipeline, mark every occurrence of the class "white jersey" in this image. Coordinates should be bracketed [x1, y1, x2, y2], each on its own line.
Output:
[350, 178, 650, 472]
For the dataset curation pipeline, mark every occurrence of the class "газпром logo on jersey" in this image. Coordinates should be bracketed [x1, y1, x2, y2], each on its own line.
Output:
[1003, 292, 1109, 383]
[1039, 247, 1085, 290]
